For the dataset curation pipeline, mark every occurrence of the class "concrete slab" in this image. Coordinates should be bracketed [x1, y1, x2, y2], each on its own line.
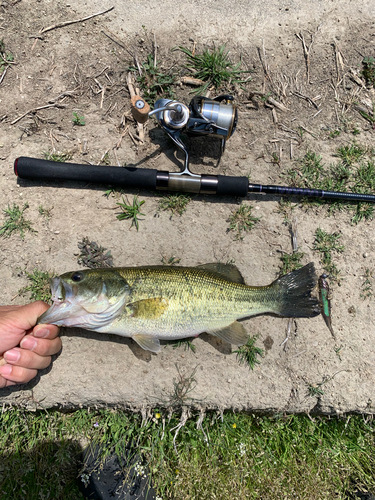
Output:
[1, 0, 375, 413]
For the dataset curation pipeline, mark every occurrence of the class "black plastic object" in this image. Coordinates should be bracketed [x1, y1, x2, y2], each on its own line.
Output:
[14, 157, 250, 197]
[79, 443, 156, 500]
[217, 175, 248, 197]
[15, 157, 159, 191]
[248, 183, 375, 203]
[14, 157, 375, 202]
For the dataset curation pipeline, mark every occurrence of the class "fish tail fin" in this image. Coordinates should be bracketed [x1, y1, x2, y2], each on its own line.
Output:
[272, 263, 321, 318]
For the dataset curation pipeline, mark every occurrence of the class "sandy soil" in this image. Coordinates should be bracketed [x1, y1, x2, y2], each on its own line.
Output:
[0, 0, 375, 414]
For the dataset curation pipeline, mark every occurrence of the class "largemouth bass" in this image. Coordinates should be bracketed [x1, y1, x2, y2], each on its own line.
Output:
[38, 263, 321, 352]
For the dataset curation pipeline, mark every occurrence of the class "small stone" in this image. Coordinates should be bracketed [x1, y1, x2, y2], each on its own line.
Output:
[363, 252, 368, 258]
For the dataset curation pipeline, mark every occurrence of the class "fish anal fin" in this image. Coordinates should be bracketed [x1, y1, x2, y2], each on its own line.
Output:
[128, 298, 168, 320]
[197, 263, 245, 284]
[133, 334, 161, 353]
[208, 321, 249, 346]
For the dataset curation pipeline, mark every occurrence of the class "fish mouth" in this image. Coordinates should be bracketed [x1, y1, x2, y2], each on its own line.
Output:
[38, 277, 87, 326]
[37, 277, 128, 330]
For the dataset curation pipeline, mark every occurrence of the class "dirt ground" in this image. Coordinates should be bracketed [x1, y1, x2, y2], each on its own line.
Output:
[1, 0, 375, 414]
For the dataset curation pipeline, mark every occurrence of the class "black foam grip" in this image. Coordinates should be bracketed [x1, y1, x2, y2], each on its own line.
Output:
[14, 157, 159, 190]
[216, 175, 249, 197]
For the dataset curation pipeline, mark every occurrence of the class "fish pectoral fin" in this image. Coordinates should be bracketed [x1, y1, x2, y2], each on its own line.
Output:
[133, 334, 161, 353]
[128, 298, 168, 320]
[196, 263, 245, 284]
[208, 321, 249, 346]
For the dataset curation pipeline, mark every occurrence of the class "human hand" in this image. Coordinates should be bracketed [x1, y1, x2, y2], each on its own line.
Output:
[0, 302, 61, 388]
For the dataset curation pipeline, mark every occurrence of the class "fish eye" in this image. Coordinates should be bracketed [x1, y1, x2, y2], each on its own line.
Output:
[71, 272, 83, 282]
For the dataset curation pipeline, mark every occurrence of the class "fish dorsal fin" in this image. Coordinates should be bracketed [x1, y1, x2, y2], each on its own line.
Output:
[133, 334, 161, 353]
[196, 263, 245, 284]
[207, 321, 249, 346]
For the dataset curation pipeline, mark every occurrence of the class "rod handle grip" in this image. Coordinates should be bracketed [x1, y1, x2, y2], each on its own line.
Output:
[14, 157, 159, 191]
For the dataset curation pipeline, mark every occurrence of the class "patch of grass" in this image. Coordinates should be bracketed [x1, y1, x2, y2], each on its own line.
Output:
[38, 205, 53, 220]
[134, 53, 175, 104]
[1, 409, 375, 500]
[178, 44, 249, 94]
[77, 237, 114, 269]
[277, 198, 297, 225]
[161, 255, 181, 266]
[116, 195, 145, 231]
[158, 194, 191, 217]
[360, 268, 373, 300]
[335, 143, 367, 165]
[313, 228, 344, 281]
[0, 203, 36, 239]
[279, 251, 305, 275]
[362, 56, 375, 87]
[307, 381, 325, 397]
[0, 39, 14, 73]
[171, 338, 196, 353]
[44, 151, 73, 162]
[227, 203, 260, 240]
[72, 111, 85, 126]
[284, 147, 375, 224]
[18, 269, 54, 302]
[234, 334, 264, 369]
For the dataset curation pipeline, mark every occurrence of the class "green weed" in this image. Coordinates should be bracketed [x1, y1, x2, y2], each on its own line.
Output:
[38, 205, 53, 220]
[234, 334, 264, 369]
[227, 203, 260, 240]
[161, 255, 181, 266]
[334, 345, 343, 361]
[313, 228, 344, 281]
[18, 269, 54, 302]
[116, 195, 145, 231]
[44, 151, 73, 162]
[171, 338, 196, 353]
[72, 111, 85, 126]
[307, 382, 325, 397]
[134, 53, 175, 104]
[178, 44, 248, 94]
[279, 251, 305, 275]
[362, 56, 375, 87]
[0, 203, 36, 239]
[99, 151, 110, 166]
[284, 147, 375, 224]
[158, 194, 191, 217]
[0, 39, 14, 73]
[335, 143, 367, 165]
[360, 268, 373, 300]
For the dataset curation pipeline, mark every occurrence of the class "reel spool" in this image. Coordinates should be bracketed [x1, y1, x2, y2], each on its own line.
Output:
[149, 95, 237, 176]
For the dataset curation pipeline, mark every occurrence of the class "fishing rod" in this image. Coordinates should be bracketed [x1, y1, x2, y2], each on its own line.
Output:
[14, 95, 375, 203]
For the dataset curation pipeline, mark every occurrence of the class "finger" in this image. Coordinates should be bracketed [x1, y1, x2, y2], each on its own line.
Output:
[20, 335, 62, 357]
[32, 323, 60, 340]
[0, 375, 17, 388]
[0, 363, 38, 385]
[8, 301, 53, 332]
[3, 348, 53, 371]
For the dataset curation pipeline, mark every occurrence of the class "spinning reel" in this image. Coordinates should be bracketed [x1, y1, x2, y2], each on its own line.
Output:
[149, 95, 238, 176]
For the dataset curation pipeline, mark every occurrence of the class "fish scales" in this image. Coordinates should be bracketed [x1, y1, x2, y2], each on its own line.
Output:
[114, 267, 275, 337]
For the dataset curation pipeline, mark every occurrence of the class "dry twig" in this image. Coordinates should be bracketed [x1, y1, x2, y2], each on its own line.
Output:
[11, 103, 66, 125]
[39, 6, 114, 34]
